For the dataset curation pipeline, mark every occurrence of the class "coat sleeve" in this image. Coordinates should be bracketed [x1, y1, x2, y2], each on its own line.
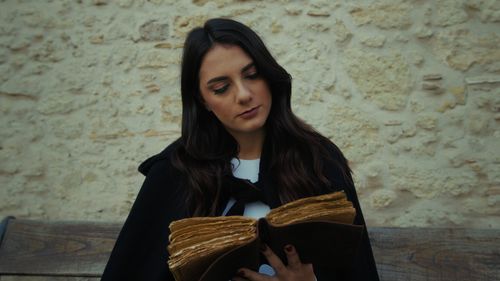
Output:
[315, 142, 380, 281]
[101, 155, 187, 281]
[340, 180, 380, 281]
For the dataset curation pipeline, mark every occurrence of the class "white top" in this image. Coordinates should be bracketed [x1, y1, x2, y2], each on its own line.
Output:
[224, 158, 274, 276]
[224, 158, 317, 280]
[222, 158, 271, 218]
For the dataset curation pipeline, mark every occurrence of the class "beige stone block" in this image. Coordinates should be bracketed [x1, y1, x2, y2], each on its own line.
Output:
[384, 120, 402, 126]
[386, 127, 402, 144]
[161, 95, 182, 123]
[271, 21, 283, 33]
[394, 33, 409, 43]
[391, 165, 477, 199]
[416, 113, 438, 130]
[308, 23, 329, 32]
[140, 73, 156, 83]
[463, 197, 499, 216]
[423, 74, 442, 81]
[485, 61, 500, 73]
[145, 83, 160, 93]
[414, 26, 434, 39]
[307, 10, 330, 17]
[154, 42, 173, 49]
[343, 48, 412, 111]
[83, 171, 98, 182]
[89, 118, 135, 141]
[52, 119, 85, 140]
[430, 29, 500, 71]
[0, 91, 38, 101]
[401, 123, 416, 137]
[333, 20, 352, 43]
[447, 53, 477, 71]
[8, 36, 31, 51]
[370, 189, 397, 209]
[393, 204, 466, 227]
[285, 6, 302, 16]
[323, 105, 382, 163]
[139, 20, 169, 41]
[447, 152, 469, 168]
[0, 150, 21, 175]
[421, 82, 441, 91]
[226, 8, 254, 17]
[37, 95, 75, 115]
[30, 40, 64, 62]
[173, 15, 209, 37]
[415, 134, 439, 156]
[465, 75, 500, 85]
[450, 86, 466, 105]
[486, 187, 500, 208]
[93, 0, 108, 5]
[23, 159, 45, 177]
[466, 0, 500, 23]
[437, 98, 457, 113]
[466, 112, 491, 135]
[408, 52, 424, 66]
[118, 0, 134, 8]
[432, 0, 469, 27]
[349, 1, 412, 29]
[89, 34, 104, 44]
[138, 50, 180, 68]
[360, 35, 386, 48]
[143, 129, 173, 137]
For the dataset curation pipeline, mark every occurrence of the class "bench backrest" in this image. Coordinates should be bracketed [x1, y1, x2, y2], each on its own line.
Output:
[0, 218, 499, 280]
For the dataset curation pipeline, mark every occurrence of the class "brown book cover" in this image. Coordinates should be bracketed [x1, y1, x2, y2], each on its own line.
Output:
[167, 192, 364, 281]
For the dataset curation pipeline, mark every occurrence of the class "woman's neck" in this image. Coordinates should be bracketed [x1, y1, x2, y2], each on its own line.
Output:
[232, 130, 265, 160]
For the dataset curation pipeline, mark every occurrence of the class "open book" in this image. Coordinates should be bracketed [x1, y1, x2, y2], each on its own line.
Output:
[167, 191, 364, 281]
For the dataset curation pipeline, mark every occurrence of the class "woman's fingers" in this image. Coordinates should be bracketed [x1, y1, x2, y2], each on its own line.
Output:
[235, 268, 273, 281]
[284, 244, 301, 270]
[231, 276, 248, 281]
[260, 244, 286, 273]
[234, 244, 315, 281]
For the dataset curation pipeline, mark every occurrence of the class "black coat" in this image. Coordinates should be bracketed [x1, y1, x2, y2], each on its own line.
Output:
[101, 139, 380, 281]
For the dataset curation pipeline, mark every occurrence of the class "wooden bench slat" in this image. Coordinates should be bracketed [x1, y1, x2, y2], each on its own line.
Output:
[370, 227, 500, 281]
[0, 219, 121, 277]
[1, 219, 499, 280]
[0, 277, 100, 281]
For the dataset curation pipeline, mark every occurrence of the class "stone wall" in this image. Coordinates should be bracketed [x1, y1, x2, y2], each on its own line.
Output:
[1, 0, 499, 227]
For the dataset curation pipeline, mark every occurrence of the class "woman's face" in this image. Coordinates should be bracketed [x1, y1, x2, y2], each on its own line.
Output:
[198, 44, 272, 139]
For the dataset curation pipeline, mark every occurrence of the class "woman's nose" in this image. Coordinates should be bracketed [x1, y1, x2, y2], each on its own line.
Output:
[235, 81, 252, 104]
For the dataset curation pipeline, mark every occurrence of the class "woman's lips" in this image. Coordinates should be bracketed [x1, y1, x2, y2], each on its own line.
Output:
[238, 106, 260, 119]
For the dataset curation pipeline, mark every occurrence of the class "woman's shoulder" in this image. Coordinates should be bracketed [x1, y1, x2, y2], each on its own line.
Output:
[138, 138, 182, 176]
[315, 136, 353, 189]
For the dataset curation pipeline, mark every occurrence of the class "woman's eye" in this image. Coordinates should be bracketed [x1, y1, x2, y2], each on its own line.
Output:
[213, 84, 229, 95]
[246, 72, 259, 79]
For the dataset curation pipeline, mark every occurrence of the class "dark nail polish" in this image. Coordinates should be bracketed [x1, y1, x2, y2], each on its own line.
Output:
[285, 244, 293, 252]
[237, 269, 246, 277]
[260, 243, 268, 252]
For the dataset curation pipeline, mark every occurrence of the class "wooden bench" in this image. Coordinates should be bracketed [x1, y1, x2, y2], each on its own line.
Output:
[0, 217, 499, 281]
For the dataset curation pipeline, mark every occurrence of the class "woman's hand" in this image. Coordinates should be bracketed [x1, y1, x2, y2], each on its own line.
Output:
[232, 244, 316, 281]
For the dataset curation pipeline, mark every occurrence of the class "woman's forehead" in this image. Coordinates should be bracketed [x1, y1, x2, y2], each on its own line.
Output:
[199, 44, 254, 82]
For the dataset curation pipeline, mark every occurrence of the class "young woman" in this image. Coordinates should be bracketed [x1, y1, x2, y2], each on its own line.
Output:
[101, 18, 379, 281]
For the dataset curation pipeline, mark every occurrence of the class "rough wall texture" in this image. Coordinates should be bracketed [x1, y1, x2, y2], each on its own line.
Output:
[0, 0, 499, 228]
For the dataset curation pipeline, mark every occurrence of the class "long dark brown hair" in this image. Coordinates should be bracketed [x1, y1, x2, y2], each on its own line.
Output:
[173, 18, 353, 216]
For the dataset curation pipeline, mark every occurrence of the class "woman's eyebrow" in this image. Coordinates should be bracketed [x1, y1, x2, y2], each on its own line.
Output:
[206, 62, 255, 85]
[207, 76, 227, 85]
[241, 62, 255, 73]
